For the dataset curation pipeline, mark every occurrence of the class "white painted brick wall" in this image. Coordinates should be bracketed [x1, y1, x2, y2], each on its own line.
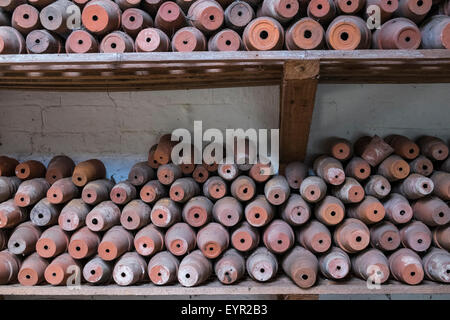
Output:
[0, 131, 34, 155]
[305, 83, 450, 162]
[0, 106, 42, 132]
[43, 106, 119, 133]
[0, 84, 449, 182]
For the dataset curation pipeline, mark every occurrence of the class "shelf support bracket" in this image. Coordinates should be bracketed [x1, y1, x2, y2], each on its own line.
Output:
[279, 59, 320, 165]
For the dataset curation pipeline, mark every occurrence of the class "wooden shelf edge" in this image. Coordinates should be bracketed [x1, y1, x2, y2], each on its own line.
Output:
[0, 50, 449, 91]
[0, 276, 448, 296]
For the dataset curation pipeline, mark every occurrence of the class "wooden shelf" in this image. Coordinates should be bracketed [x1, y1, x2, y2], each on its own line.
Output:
[0, 52, 448, 298]
[0, 50, 449, 91]
[0, 276, 449, 297]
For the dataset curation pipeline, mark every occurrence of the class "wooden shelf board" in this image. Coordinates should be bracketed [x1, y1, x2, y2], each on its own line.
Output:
[0, 50, 449, 91]
[0, 276, 448, 296]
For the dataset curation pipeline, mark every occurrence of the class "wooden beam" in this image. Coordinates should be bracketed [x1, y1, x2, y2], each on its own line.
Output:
[0, 50, 449, 65]
[0, 276, 448, 296]
[279, 60, 319, 164]
[0, 51, 449, 91]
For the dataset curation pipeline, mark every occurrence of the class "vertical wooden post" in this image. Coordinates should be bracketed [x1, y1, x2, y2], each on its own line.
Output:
[279, 60, 320, 165]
